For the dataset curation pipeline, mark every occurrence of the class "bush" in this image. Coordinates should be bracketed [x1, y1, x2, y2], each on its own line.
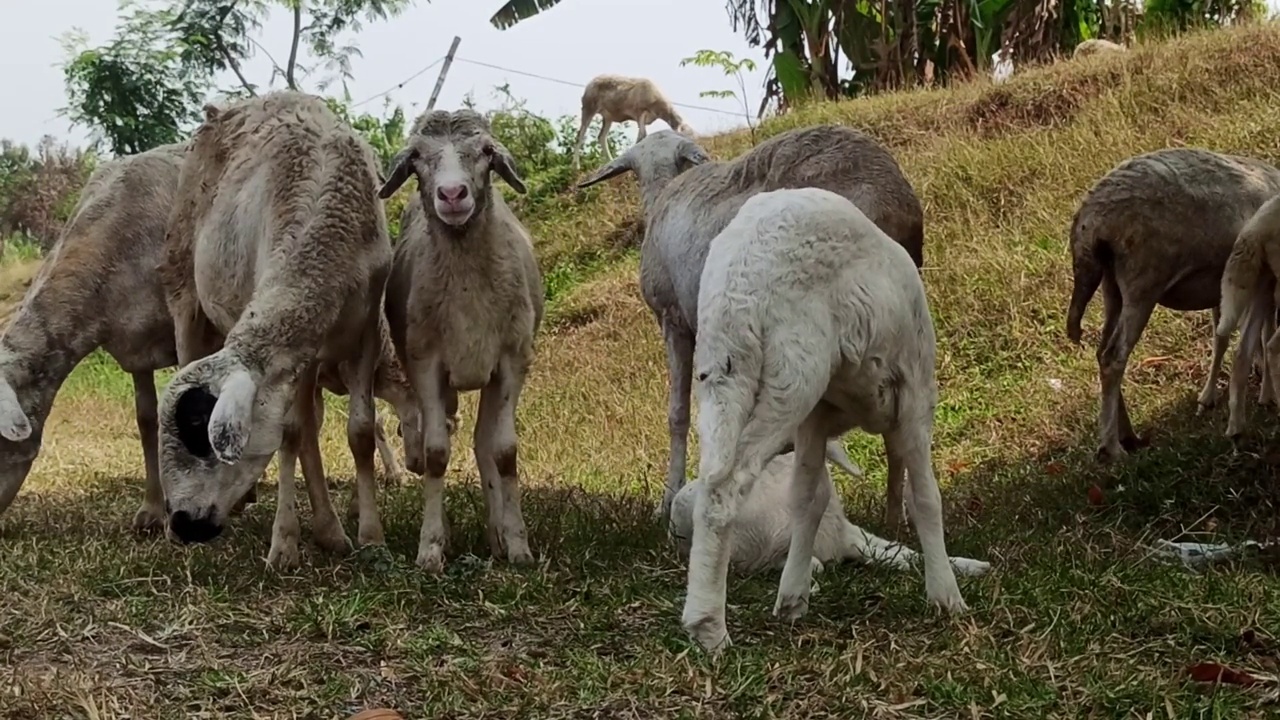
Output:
[0, 136, 95, 252]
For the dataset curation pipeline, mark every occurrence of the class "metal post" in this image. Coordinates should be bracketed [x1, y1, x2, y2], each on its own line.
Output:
[426, 36, 462, 111]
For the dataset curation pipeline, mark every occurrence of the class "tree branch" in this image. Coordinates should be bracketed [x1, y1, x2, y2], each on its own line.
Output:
[285, 0, 303, 90]
[217, 37, 256, 95]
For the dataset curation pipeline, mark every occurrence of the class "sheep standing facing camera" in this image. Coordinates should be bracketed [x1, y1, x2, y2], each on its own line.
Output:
[680, 186, 975, 654]
[577, 125, 925, 534]
[379, 108, 544, 573]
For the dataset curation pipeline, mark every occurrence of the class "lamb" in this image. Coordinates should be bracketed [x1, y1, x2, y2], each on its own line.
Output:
[680, 186, 972, 654]
[577, 126, 925, 532]
[1065, 147, 1280, 462]
[155, 90, 396, 569]
[0, 142, 186, 525]
[670, 444, 991, 581]
[1214, 193, 1280, 438]
[378, 108, 544, 573]
[1073, 38, 1126, 59]
[571, 74, 695, 171]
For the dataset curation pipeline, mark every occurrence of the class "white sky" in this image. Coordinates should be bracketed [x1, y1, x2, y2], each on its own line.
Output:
[0, 0, 771, 150]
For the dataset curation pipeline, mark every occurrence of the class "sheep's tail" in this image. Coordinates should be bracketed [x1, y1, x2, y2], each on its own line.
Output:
[694, 315, 765, 487]
[1066, 212, 1109, 345]
[1218, 224, 1267, 338]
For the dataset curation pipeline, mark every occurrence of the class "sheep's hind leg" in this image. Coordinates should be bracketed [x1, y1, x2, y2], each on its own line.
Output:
[1197, 306, 1229, 413]
[414, 361, 452, 574]
[1226, 297, 1266, 438]
[374, 410, 406, 484]
[657, 319, 694, 523]
[773, 415, 832, 622]
[130, 371, 166, 533]
[1095, 293, 1155, 462]
[888, 419, 967, 613]
[475, 359, 534, 565]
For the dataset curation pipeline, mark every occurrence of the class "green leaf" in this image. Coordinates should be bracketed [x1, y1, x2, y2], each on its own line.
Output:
[490, 0, 566, 30]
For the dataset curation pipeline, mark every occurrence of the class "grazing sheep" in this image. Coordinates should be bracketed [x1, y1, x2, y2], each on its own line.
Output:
[571, 74, 695, 171]
[670, 444, 991, 580]
[378, 108, 543, 573]
[577, 126, 925, 532]
[156, 90, 394, 569]
[0, 142, 186, 525]
[1066, 147, 1280, 462]
[681, 186, 972, 654]
[1073, 38, 1126, 59]
[1215, 193, 1280, 437]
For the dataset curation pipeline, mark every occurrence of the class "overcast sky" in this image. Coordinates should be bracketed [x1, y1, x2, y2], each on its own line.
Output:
[0, 0, 771, 150]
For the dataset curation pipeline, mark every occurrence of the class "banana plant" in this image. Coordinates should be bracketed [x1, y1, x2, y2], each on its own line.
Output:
[490, 0, 565, 29]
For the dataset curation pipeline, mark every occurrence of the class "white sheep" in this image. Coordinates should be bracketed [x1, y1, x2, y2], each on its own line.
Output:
[670, 445, 991, 581]
[155, 90, 397, 569]
[1216, 193, 1280, 437]
[379, 108, 544, 573]
[571, 74, 695, 171]
[681, 186, 975, 654]
[1073, 38, 1126, 59]
[577, 127, 925, 533]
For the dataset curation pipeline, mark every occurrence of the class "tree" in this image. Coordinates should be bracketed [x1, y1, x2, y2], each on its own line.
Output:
[489, 0, 565, 30]
[62, 0, 417, 157]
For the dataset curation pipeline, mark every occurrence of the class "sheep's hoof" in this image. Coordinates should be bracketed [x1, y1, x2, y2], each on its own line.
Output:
[356, 524, 386, 548]
[926, 580, 969, 615]
[313, 524, 353, 555]
[1093, 445, 1124, 464]
[682, 614, 730, 656]
[951, 557, 992, 577]
[231, 485, 258, 515]
[507, 548, 535, 566]
[1119, 434, 1149, 453]
[266, 537, 301, 570]
[773, 592, 810, 622]
[1195, 398, 1215, 415]
[416, 544, 446, 574]
[131, 504, 166, 534]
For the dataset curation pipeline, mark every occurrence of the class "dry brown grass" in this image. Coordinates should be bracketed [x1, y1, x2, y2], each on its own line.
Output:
[5, 23, 1280, 719]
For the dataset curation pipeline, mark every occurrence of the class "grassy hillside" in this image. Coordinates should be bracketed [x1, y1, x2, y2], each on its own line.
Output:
[5, 24, 1280, 718]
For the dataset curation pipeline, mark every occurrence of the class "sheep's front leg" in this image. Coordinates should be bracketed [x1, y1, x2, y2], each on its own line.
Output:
[883, 435, 909, 540]
[347, 327, 385, 548]
[413, 359, 452, 573]
[267, 408, 303, 570]
[636, 112, 649, 141]
[888, 418, 967, 613]
[657, 320, 694, 523]
[773, 418, 831, 621]
[572, 108, 593, 171]
[294, 364, 351, 555]
[1226, 301, 1266, 438]
[130, 371, 166, 533]
[475, 359, 534, 565]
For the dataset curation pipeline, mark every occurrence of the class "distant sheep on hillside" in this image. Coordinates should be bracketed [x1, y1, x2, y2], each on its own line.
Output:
[1073, 38, 1126, 59]
[571, 74, 694, 171]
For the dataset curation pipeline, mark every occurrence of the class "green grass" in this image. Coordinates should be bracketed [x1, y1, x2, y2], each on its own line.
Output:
[7, 23, 1280, 718]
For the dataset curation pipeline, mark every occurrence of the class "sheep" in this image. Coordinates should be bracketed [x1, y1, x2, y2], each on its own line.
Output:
[1214, 194, 1280, 438]
[378, 108, 544, 573]
[576, 126, 925, 533]
[1073, 38, 1126, 59]
[670, 444, 991, 581]
[155, 90, 396, 569]
[679, 186, 971, 654]
[0, 142, 186, 526]
[571, 74, 695, 171]
[1065, 147, 1280, 462]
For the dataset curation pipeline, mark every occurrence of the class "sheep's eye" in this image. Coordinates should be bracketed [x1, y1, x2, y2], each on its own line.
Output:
[482, 144, 495, 157]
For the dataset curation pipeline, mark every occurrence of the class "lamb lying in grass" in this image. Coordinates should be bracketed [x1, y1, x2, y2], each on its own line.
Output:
[669, 445, 992, 579]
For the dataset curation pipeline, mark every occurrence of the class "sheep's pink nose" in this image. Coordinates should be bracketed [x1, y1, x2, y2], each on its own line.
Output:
[436, 184, 468, 202]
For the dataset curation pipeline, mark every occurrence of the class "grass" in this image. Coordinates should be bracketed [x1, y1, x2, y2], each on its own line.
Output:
[7, 23, 1280, 719]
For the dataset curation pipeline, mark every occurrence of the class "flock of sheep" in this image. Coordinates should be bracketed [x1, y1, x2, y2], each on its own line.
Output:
[0, 48, 1274, 655]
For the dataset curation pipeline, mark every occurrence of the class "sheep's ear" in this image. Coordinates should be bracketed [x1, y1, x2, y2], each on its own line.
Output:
[577, 157, 633, 189]
[202, 104, 221, 122]
[678, 142, 711, 167]
[488, 142, 527, 194]
[207, 369, 256, 464]
[379, 146, 419, 199]
[0, 377, 31, 442]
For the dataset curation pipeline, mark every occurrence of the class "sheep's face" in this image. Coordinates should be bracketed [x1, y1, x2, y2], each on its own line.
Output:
[378, 132, 527, 228]
[159, 351, 290, 544]
[577, 130, 711, 192]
